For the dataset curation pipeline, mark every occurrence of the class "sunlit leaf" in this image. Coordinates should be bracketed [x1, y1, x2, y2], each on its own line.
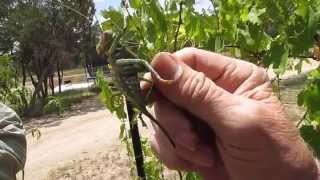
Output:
[130, 0, 142, 9]
[248, 6, 266, 25]
[263, 41, 288, 74]
[300, 125, 320, 157]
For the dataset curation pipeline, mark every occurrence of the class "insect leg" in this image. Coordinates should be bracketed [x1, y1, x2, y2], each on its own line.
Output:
[139, 77, 153, 84]
[139, 78, 154, 104]
[138, 113, 147, 127]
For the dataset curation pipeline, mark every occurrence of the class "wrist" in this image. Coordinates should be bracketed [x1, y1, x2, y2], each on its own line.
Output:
[266, 120, 318, 180]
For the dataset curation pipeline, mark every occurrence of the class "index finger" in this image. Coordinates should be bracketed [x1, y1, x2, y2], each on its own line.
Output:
[173, 48, 265, 93]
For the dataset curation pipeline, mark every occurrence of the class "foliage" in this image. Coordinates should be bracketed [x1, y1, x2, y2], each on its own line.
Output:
[43, 88, 97, 116]
[44, 96, 64, 116]
[298, 68, 320, 127]
[300, 125, 320, 157]
[97, 0, 320, 179]
[96, 70, 127, 119]
[141, 139, 165, 180]
[102, 0, 320, 71]
[184, 172, 202, 180]
[298, 67, 320, 156]
[0, 55, 31, 116]
[0, 0, 98, 115]
[4, 87, 31, 116]
[0, 55, 16, 93]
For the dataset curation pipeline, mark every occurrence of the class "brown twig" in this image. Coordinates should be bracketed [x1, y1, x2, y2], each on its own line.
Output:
[174, 2, 183, 52]
[296, 111, 308, 128]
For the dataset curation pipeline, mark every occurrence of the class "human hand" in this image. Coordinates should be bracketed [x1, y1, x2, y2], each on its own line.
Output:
[149, 48, 318, 180]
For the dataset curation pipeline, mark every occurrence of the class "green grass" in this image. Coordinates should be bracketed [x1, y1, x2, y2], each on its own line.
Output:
[57, 88, 98, 107]
[44, 87, 99, 115]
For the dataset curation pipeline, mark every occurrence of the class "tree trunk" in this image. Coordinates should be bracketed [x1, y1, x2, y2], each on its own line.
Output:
[22, 63, 27, 87]
[29, 61, 51, 108]
[44, 77, 48, 98]
[50, 75, 55, 95]
[57, 61, 62, 93]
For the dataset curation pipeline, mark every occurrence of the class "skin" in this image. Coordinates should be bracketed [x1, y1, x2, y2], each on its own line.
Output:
[149, 48, 319, 180]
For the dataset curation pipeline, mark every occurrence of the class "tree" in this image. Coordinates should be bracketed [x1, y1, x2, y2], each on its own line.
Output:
[0, 0, 97, 116]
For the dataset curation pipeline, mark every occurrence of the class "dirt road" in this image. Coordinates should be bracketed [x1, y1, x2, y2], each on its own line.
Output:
[24, 98, 130, 180]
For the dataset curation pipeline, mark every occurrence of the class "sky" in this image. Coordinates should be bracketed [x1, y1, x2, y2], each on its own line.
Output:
[93, 0, 212, 22]
[93, 0, 120, 22]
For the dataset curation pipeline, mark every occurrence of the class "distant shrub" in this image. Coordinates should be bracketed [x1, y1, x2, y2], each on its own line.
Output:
[44, 96, 64, 116]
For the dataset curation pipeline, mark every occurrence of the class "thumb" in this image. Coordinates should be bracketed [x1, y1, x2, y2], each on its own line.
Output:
[152, 52, 236, 127]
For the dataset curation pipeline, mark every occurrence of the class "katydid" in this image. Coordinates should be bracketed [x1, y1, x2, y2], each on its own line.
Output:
[97, 31, 176, 147]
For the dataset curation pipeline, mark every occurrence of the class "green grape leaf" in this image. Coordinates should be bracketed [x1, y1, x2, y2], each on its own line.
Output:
[263, 41, 288, 74]
[295, 0, 308, 18]
[185, 0, 195, 7]
[297, 91, 305, 106]
[300, 125, 320, 157]
[148, 1, 167, 33]
[309, 68, 320, 80]
[289, 7, 320, 55]
[101, 8, 124, 30]
[297, 68, 320, 127]
[240, 7, 249, 22]
[185, 172, 201, 180]
[146, 21, 157, 43]
[101, 19, 112, 32]
[169, 0, 177, 11]
[239, 23, 271, 52]
[248, 6, 266, 25]
[130, 0, 142, 9]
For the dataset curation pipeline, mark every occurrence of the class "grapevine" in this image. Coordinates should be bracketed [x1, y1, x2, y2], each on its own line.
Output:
[96, 0, 320, 179]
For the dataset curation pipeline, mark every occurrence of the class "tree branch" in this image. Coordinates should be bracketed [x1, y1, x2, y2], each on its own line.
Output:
[289, 55, 317, 60]
[224, 45, 319, 60]
[174, 2, 183, 52]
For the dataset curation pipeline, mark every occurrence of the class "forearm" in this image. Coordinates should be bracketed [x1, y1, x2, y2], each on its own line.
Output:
[271, 119, 318, 180]
[199, 123, 319, 180]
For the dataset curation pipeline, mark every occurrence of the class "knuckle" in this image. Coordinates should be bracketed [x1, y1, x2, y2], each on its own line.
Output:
[256, 66, 269, 81]
[250, 66, 268, 83]
[182, 72, 216, 104]
[153, 52, 171, 61]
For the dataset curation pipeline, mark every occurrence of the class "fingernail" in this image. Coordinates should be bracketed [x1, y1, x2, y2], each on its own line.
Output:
[158, 54, 183, 81]
[176, 132, 198, 151]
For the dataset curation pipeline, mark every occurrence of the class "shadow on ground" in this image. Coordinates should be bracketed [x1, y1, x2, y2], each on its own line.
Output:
[24, 96, 105, 130]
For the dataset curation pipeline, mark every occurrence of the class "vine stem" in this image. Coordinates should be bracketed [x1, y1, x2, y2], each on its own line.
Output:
[174, 2, 183, 52]
[276, 74, 281, 100]
[296, 111, 307, 128]
[126, 100, 146, 179]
